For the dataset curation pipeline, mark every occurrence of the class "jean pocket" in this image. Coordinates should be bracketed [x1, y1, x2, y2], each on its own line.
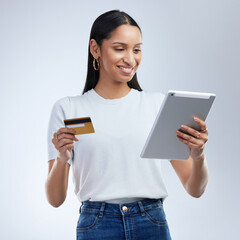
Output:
[76, 211, 99, 231]
[144, 205, 168, 226]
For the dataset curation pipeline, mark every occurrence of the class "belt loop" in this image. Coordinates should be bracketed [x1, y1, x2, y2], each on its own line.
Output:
[79, 202, 83, 214]
[98, 202, 105, 218]
[138, 201, 145, 216]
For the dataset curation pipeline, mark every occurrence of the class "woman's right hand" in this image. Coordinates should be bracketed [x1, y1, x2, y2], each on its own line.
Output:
[52, 127, 79, 163]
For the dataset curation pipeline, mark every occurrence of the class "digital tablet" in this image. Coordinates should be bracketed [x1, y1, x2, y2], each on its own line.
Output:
[140, 90, 216, 160]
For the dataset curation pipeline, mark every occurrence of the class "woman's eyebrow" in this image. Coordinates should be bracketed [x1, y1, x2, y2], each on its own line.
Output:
[111, 42, 143, 46]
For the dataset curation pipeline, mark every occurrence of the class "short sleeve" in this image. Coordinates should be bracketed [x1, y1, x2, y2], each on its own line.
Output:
[47, 97, 73, 165]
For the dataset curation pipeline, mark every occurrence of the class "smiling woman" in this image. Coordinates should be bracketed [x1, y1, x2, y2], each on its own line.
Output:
[91, 24, 142, 96]
[45, 9, 209, 240]
[83, 10, 143, 97]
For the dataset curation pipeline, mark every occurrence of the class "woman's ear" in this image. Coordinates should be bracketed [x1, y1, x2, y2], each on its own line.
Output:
[90, 39, 100, 59]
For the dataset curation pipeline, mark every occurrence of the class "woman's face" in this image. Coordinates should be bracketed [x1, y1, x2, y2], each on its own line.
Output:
[98, 24, 142, 85]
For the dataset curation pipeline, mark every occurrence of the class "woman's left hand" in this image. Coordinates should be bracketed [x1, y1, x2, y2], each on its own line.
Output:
[176, 116, 208, 161]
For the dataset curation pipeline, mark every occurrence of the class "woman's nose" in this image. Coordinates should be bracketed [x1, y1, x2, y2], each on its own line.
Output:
[123, 51, 135, 66]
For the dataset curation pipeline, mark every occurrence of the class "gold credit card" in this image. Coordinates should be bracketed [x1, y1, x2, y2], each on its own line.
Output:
[64, 117, 95, 135]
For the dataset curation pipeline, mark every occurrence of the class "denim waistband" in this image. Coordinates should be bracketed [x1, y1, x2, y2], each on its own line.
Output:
[80, 198, 163, 217]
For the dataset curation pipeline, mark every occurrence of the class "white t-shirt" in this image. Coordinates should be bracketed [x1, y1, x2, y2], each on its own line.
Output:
[47, 88, 168, 203]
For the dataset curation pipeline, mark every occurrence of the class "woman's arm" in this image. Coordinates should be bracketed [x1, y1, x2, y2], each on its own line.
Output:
[45, 159, 70, 207]
[45, 127, 78, 207]
[171, 155, 209, 198]
[171, 116, 209, 198]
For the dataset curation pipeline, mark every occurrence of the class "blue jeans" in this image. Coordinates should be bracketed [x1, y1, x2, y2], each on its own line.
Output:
[76, 198, 171, 239]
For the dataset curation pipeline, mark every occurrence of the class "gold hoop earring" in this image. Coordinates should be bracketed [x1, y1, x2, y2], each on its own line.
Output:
[93, 58, 99, 71]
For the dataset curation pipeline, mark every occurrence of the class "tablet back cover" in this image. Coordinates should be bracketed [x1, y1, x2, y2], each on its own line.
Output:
[140, 90, 216, 160]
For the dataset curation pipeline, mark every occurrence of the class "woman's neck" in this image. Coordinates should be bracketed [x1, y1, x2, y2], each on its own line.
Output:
[94, 81, 131, 100]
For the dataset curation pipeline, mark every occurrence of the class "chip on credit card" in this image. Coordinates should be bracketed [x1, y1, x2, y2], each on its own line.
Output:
[64, 117, 95, 135]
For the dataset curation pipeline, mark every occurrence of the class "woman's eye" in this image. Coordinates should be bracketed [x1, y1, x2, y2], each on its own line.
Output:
[134, 49, 141, 53]
[115, 48, 124, 51]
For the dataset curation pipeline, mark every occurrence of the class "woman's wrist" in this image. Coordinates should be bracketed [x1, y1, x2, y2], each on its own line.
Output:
[193, 153, 205, 162]
[191, 154, 206, 172]
[56, 155, 69, 165]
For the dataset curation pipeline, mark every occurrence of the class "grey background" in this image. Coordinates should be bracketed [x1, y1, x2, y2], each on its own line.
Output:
[1, 0, 239, 239]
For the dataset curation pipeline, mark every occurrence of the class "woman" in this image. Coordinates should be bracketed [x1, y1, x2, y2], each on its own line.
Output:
[46, 10, 209, 240]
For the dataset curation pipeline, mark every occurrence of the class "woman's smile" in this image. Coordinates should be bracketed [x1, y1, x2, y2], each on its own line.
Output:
[117, 65, 136, 75]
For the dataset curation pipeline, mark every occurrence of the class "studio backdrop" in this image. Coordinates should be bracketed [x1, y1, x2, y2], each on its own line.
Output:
[0, 0, 239, 239]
